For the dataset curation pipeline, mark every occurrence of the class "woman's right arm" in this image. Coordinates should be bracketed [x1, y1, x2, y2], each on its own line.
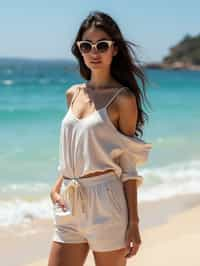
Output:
[50, 175, 67, 210]
[52, 175, 63, 193]
[50, 84, 79, 209]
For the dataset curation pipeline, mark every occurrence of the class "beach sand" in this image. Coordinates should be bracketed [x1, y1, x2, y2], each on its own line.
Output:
[1, 193, 200, 266]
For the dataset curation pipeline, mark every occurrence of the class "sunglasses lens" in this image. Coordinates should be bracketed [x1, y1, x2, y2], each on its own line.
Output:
[96, 42, 109, 52]
[78, 41, 112, 53]
[79, 42, 92, 53]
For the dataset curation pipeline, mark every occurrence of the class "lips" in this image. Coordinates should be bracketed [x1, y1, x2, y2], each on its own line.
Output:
[90, 60, 101, 63]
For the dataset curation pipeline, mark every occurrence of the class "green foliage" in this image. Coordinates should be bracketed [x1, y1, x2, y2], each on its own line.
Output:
[163, 33, 200, 65]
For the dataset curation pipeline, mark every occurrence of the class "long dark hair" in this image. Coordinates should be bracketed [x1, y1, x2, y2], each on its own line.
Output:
[71, 11, 151, 137]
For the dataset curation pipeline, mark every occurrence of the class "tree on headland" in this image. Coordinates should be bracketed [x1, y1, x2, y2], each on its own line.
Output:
[163, 33, 200, 65]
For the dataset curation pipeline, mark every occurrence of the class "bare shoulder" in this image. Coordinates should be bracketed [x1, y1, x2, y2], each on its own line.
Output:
[117, 87, 138, 136]
[65, 83, 83, 107]
[117, 87, 137, 108]
[65, 83, 82, 96]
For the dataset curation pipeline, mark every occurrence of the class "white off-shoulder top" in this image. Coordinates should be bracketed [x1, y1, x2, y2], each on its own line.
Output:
[57, 85, 152, 187]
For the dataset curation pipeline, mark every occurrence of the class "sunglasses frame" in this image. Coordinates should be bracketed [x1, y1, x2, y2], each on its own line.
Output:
[76, 40, 115, 53]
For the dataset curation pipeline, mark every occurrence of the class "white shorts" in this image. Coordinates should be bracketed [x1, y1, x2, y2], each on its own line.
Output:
[52, 171, 128, 252]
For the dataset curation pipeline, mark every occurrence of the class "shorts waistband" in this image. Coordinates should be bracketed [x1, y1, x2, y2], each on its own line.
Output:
[63, 171, 118, 187]
[61, 171, 119, 216]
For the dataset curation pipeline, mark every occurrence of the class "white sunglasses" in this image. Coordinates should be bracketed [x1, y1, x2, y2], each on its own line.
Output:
[76, 40, 115, 53]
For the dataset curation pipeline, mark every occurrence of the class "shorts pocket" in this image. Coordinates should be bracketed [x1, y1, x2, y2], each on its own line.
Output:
[53, 202, 73, 226]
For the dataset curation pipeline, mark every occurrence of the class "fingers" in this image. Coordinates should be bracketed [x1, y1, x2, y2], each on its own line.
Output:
[125, 243, 140, 258]
[125, 239, 141, 258]
[124, 224, 142, 258]
[51, 192, 68, 211]
[55, 198, 67, 211]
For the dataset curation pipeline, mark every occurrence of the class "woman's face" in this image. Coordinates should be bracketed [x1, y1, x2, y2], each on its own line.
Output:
[79, 27, 118, 71]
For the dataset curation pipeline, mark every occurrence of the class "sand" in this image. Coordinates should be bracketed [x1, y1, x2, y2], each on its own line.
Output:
[1, 193, 200, 266]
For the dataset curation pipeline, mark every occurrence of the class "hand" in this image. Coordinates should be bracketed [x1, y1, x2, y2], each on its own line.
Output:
[50, 191, 67, 212]
[124, 222, 142, 258]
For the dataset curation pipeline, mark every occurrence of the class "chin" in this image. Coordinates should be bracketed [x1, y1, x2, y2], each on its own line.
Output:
[88, 64, 104, 70]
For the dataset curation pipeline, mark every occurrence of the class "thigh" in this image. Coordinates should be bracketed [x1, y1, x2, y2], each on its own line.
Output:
[93, 247, 127, 266]
[48, 241, 89, 266]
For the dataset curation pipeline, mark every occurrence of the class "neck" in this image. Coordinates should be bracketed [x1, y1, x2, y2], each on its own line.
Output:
[88, 69, 115, 90]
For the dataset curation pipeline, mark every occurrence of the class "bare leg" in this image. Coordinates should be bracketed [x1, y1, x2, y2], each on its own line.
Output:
[93, 247, 127, 266]
[48, 241, 90, 266]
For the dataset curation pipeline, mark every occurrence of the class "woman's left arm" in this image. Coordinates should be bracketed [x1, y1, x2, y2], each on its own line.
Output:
[117, 89, 142, 257]
[118, 89, 140, 222]
[123, 179, 140, 224]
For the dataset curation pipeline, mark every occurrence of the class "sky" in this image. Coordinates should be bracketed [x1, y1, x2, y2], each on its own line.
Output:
[0, 0, 199, 63]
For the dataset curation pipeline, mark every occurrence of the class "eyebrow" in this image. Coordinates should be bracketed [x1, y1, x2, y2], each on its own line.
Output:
[82, 38, 108, 43]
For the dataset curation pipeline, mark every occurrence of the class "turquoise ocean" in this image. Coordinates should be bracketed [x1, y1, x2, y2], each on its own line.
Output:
[0, 58, 200, 226]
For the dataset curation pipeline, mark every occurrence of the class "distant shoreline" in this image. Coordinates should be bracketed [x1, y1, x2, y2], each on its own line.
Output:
[1, 57, 200, 71]
[144, 62, 200, 71]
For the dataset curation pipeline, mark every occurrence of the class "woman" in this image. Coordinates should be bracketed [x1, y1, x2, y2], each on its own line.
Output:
[48, 11, 152, 266]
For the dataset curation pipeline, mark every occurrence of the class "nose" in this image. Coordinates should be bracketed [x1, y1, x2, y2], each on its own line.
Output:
[90, 46, 99, 55]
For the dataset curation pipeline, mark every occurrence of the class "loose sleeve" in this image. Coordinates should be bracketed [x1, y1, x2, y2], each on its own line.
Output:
[118, 151, 143, 186]
[117, 134, 152, 187]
